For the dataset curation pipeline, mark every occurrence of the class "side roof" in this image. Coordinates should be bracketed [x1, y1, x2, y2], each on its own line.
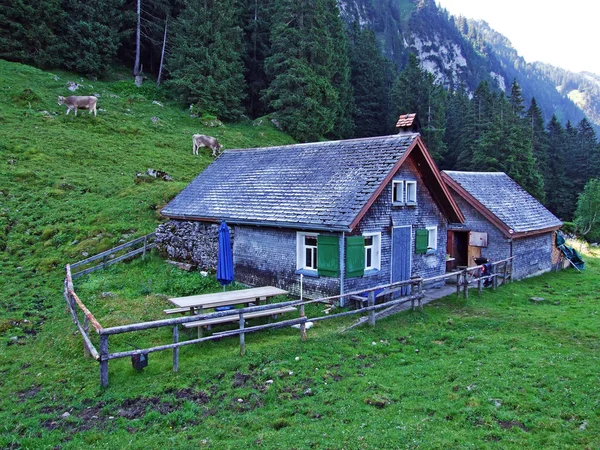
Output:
[161, 134, 464, 231]
[442, 171, 562, 237]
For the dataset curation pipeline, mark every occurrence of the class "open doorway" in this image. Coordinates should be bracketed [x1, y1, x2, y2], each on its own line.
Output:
[447, 230, 470, 270]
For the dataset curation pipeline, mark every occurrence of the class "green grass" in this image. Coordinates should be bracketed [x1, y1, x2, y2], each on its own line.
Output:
[1, 59, 600, 449]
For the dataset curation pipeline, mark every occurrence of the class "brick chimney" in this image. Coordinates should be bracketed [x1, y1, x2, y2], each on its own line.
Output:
[396, 113, 421, 134]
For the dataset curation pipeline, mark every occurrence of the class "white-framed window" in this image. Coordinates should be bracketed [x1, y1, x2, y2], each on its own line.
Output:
[297, 232, 318, 271]
[426, 226, 438, 250]
[363, 232, 381, 271]
[406, 181, 417, 204]
[392, 180, 404, 204]
[392, 180, 417, 205]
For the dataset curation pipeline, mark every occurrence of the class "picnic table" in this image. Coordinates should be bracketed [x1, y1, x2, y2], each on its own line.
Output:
[166, 286, 289, 315]
[166, 286, 292, 338]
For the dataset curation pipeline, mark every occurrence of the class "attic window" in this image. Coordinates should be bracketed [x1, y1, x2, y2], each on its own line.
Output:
[392, 180, 417, 206]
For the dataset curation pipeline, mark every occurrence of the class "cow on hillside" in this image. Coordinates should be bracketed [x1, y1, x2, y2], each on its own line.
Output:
[58, 95, 98, 117]
[192, 134, 223, 157]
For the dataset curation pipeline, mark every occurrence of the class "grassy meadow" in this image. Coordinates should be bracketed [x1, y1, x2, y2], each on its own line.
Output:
[1, 59, 599, 449]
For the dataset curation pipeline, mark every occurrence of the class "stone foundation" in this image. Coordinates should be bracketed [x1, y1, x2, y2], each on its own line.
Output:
[155, 220, 234, 271]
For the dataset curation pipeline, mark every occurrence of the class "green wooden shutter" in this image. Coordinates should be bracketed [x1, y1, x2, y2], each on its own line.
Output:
[346, 236, 365, 278]
[415, 229, 428, 254]
[317, 235, 339, 277]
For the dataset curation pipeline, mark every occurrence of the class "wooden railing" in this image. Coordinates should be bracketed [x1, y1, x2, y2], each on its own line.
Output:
[64, 249, 514, 388]
[70, 233, 155, 279]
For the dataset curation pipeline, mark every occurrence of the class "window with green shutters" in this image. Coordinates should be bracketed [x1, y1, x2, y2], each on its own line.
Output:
[317, 235, 339, 277]
[346, 235, 365, 278]
[415, 229, 429, 254]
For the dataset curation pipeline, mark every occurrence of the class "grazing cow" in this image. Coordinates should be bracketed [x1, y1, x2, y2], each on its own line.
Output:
[57, 95, 98, 117]
[192, 134, 223, 157]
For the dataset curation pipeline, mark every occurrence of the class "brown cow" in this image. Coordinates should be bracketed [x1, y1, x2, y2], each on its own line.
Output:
[192, 134, 223, 157]
[58, 96, 98, 117]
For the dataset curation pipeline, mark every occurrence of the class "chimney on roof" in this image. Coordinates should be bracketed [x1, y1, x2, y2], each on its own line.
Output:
[396, 113, 421, 134]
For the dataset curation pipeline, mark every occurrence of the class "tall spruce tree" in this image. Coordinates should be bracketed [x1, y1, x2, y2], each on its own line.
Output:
[443, 86, 472, 169]
[389, 53, 446, 163]
[243, 0, 272, 118]
[61, 0, 128, 77]
[525, 98, 550, 176]
[454, 81, 494, 170]
[0, 0, 65, 68]
[348, 23, 393, 138]
[263, 0, 354, 141]
[572, 118, 600, 192]
[473, 87, 545, 200]
[545, 114, 574, 219]
[166, 0, 246, 120]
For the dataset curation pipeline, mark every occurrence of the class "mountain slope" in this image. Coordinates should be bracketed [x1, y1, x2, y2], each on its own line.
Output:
[338, 0, 600, 133]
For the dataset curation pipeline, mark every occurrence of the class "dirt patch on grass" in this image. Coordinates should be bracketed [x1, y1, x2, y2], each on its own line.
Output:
[16, 385, 41, 402]
[233, 371, 251, 388]
[497, 420, 529, 432]
[170, 387, 210, 404]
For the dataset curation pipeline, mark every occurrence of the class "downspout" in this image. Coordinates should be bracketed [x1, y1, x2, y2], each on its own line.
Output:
[509, 237, 513, 280]
[340, 232, 346, 307]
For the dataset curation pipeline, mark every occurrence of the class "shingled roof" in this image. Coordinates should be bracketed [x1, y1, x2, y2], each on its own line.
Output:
[161, 134, 463, 231]
[442, 171, 562, 237]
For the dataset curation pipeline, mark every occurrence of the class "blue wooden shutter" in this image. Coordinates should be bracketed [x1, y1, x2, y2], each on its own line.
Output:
[346, 236, 365, 278]
[415, 229, 428, 254]
[317, 235, 339, 277]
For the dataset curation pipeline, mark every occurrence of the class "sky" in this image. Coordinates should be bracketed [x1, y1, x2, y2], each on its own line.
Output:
[435, 0, 600, 75]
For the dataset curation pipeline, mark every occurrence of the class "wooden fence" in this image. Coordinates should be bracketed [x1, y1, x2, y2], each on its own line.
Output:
[64, 246, 513, 388]
[70, 233, 155, 279]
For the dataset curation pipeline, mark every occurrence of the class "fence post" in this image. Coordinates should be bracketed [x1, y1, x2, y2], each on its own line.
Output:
[492, 271, 498, 290]
[103, 255, 108, 270]
[418, 281, 423, 310]
[83, 316, 90, 358]
[368, 291, 375, 327]
[300, 303, 306, 341]
[478, 275, 482, 295]
[456, 273, 461, 299]
[143, 235, 148, 260]
[239, 313, 246, 356]
[99, 335, 109, 388]
[463, 269, 469, 300]
[173, 325, 179, 373]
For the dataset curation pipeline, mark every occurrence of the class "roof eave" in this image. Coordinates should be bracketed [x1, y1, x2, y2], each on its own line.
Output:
[160, 213, 351, 233]
[511, 224, 563, 239]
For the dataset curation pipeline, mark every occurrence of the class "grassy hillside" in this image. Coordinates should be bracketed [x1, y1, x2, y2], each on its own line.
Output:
[1, 60, 599, 449]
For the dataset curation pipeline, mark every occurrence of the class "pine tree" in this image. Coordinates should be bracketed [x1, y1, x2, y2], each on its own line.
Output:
[472, 88, 545, 201]
[166, 0, 246, 120]
[443, 86, 472, 169]
[0, 0, 65, 68]
[263, 0, 354, 142]
[508, 78, 525, 118]
[389, 53, 446, 163]
[454, 81, 494, 170]
[545, 115, 574, 219]
[61, 0, 128, 77]
[572, 118, 600, 192]
[243, 0, 272, 117]
[348, 23, 393, 138]
[525, 97, 550, 183]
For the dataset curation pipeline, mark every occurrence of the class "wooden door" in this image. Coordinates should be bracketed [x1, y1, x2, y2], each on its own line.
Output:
[392, 226, 412, 295]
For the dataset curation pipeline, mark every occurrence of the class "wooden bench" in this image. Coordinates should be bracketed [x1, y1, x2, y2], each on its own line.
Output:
[164, 307, 191, 315]
[182, 306, 297, 337]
